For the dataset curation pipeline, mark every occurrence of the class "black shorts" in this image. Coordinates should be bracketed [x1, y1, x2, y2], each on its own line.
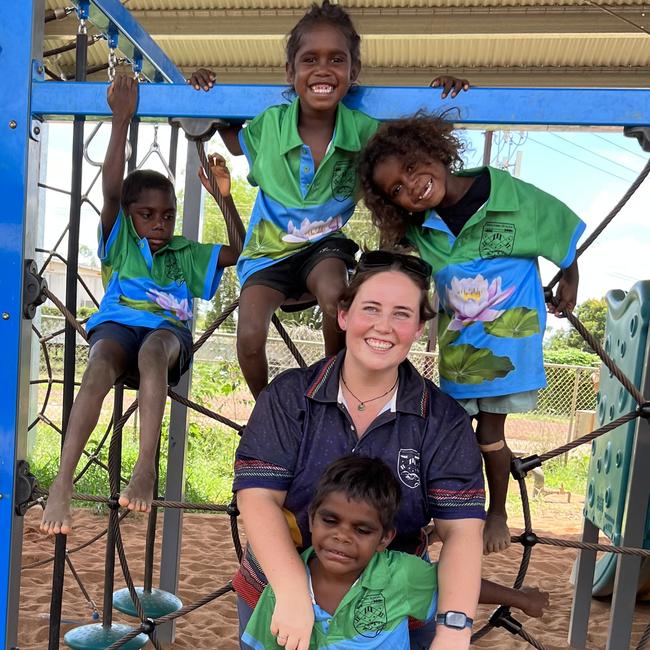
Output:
[242, 235, 359, 300]
[88, 321, 193, 387]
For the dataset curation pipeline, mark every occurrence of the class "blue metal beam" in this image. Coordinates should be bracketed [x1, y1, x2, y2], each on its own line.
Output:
[70, 0, 185, 83]
[31, 81, 650, 126]
[0, 1, 43, 648]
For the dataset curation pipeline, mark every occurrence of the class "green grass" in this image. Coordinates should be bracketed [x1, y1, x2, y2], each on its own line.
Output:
[542, 453, 590, 495]
[28, 418, 239, 508]
[504, 453, 590, 518]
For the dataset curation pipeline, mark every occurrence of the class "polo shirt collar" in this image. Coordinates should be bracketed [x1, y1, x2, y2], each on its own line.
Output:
[422, 165, 520, 230]
[306, 350, 429, 418]
[279, 98, 362, 156]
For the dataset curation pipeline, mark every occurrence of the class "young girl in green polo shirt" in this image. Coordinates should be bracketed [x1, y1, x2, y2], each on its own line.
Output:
[189, 1, 468, 398]
[40, 76, 241, 536]
[358, 115, 585, 554]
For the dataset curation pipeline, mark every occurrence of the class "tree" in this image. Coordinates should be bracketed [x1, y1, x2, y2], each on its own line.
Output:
[546, 297, 607, 355]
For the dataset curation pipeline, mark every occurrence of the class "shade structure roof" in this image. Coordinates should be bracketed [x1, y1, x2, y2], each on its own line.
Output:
[44, 0, 650, 87]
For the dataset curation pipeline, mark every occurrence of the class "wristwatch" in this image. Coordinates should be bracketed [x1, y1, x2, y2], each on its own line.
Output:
[435, 611, 474, 630]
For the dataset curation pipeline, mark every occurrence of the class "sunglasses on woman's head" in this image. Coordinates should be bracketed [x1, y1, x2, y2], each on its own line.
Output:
[356, 251, 432, 280]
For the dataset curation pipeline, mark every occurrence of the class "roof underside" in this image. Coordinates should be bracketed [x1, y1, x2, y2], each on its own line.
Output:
[44, 0, 650, 86]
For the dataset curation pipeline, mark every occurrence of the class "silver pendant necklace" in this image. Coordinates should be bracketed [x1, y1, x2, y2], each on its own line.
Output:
[341, 373, 399, 411]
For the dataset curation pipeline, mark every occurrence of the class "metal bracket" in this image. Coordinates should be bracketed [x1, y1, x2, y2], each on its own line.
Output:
[22, 259, 47, 319]
[30, 118, 43, 142]
[169, 117, 232, 143]
[624, 126, 650, 153]
[14, 460, 37, 516]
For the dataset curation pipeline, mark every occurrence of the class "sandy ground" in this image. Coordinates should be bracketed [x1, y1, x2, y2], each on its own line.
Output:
[16, 497, 650, 649]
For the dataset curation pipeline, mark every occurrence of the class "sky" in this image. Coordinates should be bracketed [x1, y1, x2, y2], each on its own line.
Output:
[39, 117, 649, 335]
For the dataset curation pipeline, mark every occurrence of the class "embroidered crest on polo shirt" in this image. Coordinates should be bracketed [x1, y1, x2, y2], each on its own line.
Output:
[397, 449, 421, 489]
[479, 222, 516, 259]
[165, 254, 185, 285]
[331, 160, 356, 201]
[353, 591, 387, 638]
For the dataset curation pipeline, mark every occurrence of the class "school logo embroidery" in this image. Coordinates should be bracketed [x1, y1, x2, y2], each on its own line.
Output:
[331, 160, 356, 201]
[165, 254, 185, 285]
[397, 449, 420, 489]
[353, 591, 387, 638]
[479, 222, 516, 259]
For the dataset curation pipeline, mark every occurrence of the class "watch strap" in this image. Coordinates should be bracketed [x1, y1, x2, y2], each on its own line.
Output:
[435, 611, 474, 630]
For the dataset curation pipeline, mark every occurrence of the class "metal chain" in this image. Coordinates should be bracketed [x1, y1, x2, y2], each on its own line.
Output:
[108, 47, 117, 82]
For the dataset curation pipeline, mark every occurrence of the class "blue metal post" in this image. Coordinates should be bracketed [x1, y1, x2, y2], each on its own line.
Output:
[0, 0, 44, 647]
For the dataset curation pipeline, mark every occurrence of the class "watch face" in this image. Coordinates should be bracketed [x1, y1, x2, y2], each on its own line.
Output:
[446, 612, 467, 629]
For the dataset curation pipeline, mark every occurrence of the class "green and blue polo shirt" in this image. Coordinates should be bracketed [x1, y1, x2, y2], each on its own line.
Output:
[86, 210, 223, 333]
[407, 166, 586, 400]
[237, 98, 379, 285]
[242, 547, 438, 650]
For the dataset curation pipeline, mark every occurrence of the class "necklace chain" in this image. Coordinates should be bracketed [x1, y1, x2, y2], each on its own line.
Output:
[341, 373, 398, 412]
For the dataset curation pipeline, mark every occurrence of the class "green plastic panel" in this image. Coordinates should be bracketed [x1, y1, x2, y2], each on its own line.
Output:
[584, 281, 650, 546]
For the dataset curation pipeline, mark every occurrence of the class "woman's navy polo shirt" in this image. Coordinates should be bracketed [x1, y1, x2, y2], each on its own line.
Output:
[232, 351, 485, 606]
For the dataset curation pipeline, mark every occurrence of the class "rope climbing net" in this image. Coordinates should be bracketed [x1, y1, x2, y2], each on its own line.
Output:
[23, 139, 650, 649]
[26, 13, 650, 646]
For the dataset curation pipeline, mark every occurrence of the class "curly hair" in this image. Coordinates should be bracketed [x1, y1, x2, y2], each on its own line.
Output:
[358, 114, 465, 246]
[309, 456, 401, 533]
[121, 169, 175, 211]
[286, 1, 361, 77]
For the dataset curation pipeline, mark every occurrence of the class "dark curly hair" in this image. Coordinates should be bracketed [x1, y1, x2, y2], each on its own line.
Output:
[309, 455, 401, 533]
[121, 169, 175, 212]
[358, 114, 465, 246]
[286, 1, 361, 80]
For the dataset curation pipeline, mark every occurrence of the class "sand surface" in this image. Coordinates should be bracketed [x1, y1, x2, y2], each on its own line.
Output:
[17, 502, 650, 649]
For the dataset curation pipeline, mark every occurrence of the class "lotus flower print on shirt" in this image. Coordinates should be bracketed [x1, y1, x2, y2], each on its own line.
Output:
[146, 289, 192, 321]
[282, 215, 342, 243]
[445, 274, 515, 331]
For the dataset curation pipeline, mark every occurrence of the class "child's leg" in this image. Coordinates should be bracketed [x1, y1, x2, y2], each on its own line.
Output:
[41, 339, 129, 535]
[476, 411, 512, 554]
[305, 258, 348, 356]
[237, 284, 286, 399]
[118, 329, 180, 512]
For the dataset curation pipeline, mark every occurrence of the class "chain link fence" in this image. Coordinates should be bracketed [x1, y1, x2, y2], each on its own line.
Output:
[35, 315, 598, 459]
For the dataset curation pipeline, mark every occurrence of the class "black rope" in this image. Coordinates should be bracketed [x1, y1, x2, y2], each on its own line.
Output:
[546, 156, 650, 292]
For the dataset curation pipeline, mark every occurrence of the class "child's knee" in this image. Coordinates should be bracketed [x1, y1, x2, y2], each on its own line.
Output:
[138, 335, 177, 370]
[237, 321, 268, 354]
[316, 285, 344, 318]
[82, 355, 122, 392]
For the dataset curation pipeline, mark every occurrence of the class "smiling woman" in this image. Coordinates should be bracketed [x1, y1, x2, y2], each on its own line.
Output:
[231, 251, 487, 650]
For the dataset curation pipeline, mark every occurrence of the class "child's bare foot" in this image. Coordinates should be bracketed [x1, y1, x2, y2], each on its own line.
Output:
[484, 512, 511, 554]
[40, 478, 74, 535]
[118, 463, 156, 512]
[517, 586, 550, 618]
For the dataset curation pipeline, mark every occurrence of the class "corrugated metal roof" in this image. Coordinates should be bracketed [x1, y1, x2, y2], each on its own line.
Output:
[46, 0, 650, 8]
[44, 1, 650, 86]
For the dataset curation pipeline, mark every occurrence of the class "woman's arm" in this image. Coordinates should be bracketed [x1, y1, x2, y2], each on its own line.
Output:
[238, 487, 314, 650]
[429, 517, 483, 650]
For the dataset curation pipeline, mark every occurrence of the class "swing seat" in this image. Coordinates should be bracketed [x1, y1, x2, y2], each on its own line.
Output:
[113, 586, 182, 618]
